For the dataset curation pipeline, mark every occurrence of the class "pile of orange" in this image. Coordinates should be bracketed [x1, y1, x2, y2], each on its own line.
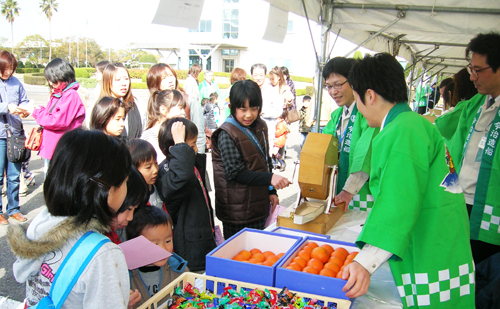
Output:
[284, 242, 358, 279]
[231, 248, 285, 266]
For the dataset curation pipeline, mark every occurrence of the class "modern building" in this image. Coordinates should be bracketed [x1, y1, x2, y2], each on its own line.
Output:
[133, 0, 361, 77]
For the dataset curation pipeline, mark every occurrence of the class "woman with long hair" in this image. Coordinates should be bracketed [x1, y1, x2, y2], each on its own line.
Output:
[146, 63, 205, 153]
[100, 63, 146, 140]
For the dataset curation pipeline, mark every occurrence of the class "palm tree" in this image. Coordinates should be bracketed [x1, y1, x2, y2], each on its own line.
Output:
[1, 0, 20, 54]
[40, 0, 58, 61]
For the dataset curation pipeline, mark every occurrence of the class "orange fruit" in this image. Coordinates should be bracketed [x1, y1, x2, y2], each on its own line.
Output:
[292, 256, 307, 268]
[328, 256, 345, 267]
[297, 250, 311, 261]
[289, 262, 303, 271]
[232, 254, 247, 261]
[276, 253, 285, 258]
[344, 258, 354, 266]
[247, 258, 259, 264]
[335, 247, 349, 258]
[347, 252, 359, 259]
[266, 255, 279, 265]
[323, 262, 341, 273]
[262, 260, 273, 266]
[330, 251, 346, 259]
[306, 242, 319, 249]
[263, 251, 275, 258]
[303, 266, 319, 274]
[336, 270, 344, 279]
[252, 253, 265, 263]
[250, 248, 262, 255]
[321, 244, 334, 255]
[286, 265, 301, 271]
[340, 265, 345, 272]
[238, 250, 252, 260]
[311, 247, 329, 263]
[319, 268, 336, 277]
[301, 245, 313, 253]
[307, 258, 323, 271]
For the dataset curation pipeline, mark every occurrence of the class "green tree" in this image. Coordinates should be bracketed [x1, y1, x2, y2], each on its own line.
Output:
[139, 54, 157, 64]
[15, 34, 48, 65]
[52, 37, 104, 67]
[1, 0, 20, 54]
[40, 0, 58, 61]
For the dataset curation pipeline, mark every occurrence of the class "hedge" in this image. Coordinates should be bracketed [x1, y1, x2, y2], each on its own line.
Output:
[291, 75, 313, 83]
[131, 82, 148, 89]
[76, 78, 98, 89]
[128, 69, 148, 79]
[24, 74, 47, 86]
[16, 68, 43, 73]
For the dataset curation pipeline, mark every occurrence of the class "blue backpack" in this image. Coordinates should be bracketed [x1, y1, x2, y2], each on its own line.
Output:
[30, 231, 110, 309]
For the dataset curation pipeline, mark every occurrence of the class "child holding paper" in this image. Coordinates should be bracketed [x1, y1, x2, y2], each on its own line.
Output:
[126, 206, 188, 308]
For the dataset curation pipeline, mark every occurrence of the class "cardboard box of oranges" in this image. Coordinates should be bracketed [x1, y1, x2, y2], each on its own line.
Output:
[275, 237, 359, 300]
[270, 226, 330, 239]
[205, 228, 302, 286]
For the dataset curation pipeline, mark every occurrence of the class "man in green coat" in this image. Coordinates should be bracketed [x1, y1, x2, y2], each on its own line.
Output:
[321, 57, 378, 211]
[341, 53, 474, 308]
[448, 32, 500, 265]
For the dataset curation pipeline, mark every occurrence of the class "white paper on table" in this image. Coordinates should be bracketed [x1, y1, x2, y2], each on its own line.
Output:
[152, 0, 204, 29]
[347, 224, 364, 234]
[262, 5, 289, 43]
[118, 235, 172, 270]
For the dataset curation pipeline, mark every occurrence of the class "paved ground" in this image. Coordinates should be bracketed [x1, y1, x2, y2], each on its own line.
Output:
[0, 79, 304, 307]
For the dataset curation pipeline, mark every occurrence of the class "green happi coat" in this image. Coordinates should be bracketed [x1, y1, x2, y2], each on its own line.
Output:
[323, 104, 378, 211]
[357, 103, 474, 308]
[448, 93, 500, 246]
[434, 100, 468, 146]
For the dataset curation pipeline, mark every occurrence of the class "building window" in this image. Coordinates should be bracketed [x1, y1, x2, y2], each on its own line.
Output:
[224, 59, 235, 73]
[189, 20, 212, 32]
[222, 1, 239, 39]
[189, 49, 211, 70]
[221, 49, 239, 56]
[287, 20, 293, 32]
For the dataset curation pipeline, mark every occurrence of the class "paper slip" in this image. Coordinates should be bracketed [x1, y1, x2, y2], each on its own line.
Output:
[119, 236, 172, 270]
[347, 224, 364, 234]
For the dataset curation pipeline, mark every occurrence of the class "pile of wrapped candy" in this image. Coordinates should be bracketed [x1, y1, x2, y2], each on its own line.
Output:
[164, 282, 337, 309]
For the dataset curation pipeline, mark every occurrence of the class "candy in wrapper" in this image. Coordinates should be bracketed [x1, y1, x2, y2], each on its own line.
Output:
[277, 287, 296, 306]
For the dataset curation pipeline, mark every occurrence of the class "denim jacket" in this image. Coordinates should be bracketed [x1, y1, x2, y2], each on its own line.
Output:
[0, 75, 29, 138]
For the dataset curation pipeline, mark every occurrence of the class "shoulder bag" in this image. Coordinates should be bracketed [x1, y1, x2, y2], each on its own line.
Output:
[3, 114, 31, 163]
[30, 231, 110, 309]
[25, 97, 62, 151]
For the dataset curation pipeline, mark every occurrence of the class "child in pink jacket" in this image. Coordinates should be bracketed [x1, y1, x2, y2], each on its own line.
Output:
[29, 58, 85, 176]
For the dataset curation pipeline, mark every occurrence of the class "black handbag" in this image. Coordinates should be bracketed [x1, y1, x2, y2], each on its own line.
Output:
[3, 115, 31, 163]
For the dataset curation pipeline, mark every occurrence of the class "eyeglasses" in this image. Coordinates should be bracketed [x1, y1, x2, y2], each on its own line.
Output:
[324, 80, 348, 91]
[467, 64, 491, 77]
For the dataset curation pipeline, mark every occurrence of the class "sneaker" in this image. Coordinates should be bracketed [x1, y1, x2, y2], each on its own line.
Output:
[26, 175, 35, 186]
[19, 190, 27, 197]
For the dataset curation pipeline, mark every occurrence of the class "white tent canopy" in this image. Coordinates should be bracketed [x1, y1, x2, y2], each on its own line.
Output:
[265, 0, 500, 77]
[265, 0, 500, 127]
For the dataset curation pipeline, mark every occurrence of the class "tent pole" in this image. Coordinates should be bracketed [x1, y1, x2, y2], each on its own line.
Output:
[343, 15, 403, 57]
